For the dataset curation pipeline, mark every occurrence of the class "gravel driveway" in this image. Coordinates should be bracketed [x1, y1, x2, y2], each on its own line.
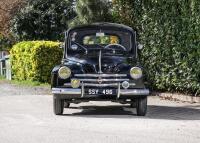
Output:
[0, 81, 200, 143]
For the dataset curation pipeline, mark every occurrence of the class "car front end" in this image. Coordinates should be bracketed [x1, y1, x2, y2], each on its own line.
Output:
[51, 23, 149, 116]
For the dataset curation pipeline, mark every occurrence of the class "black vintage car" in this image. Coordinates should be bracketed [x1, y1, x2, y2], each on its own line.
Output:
[51, 23, 149, 116]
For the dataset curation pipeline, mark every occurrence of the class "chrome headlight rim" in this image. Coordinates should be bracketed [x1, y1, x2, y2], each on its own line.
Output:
[130, 67, 142, 79]
[58, 66, 71, 79]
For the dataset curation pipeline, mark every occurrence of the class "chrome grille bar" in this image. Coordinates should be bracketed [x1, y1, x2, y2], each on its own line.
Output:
[81, 82, 84, 97]
[64, 83, 136, 87]
[117, 83, 120, 98]
[84, 83, 118, 87]
[79, 79, 129, 82]
[99, 50, 103, 74]
[75, 74, 127, 77]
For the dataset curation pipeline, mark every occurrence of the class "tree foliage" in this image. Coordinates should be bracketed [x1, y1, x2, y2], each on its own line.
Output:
[0, 0, 26, 36]
[0, 34, 14, 51]
[113, 0, 200, 95]
[69, 0, 113, 27]
[11, 0, 76, 41]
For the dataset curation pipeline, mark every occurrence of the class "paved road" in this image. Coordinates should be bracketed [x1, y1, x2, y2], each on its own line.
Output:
[0, 94, 200, 143]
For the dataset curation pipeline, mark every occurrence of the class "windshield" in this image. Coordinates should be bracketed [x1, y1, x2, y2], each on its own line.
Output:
[83, 34, 120, 45]
[69, 28, 132, 47]
[66, 27, 134, 58]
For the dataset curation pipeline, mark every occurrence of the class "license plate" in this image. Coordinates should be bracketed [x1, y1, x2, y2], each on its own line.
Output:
[87, 89, 114, 95]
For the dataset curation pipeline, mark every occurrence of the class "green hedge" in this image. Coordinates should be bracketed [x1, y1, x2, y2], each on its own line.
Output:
[10, 41, 62, 83]
[113, 0, 200, 95]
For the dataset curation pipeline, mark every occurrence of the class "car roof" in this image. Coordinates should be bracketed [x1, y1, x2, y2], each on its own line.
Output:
[67, 22, 134, 33]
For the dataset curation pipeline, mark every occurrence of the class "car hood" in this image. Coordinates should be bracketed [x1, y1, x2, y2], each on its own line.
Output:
[68, 55, 126, 64]
[67, 55, 131, 74]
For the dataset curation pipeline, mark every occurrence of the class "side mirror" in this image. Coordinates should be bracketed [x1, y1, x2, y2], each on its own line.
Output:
[138, 44, 144, 50]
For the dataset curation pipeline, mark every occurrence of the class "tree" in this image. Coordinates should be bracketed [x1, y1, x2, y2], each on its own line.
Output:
[0, 0, 26, 36]
[11, 0, 76, 41]
[69, 0, 113, 27]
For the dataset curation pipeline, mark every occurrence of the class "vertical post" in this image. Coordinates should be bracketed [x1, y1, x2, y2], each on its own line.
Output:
[5, 55, 11, 80]
[0, 60, 2, 76]
[0, 52, 2, 75]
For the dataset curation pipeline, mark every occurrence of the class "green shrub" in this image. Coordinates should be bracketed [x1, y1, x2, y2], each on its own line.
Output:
[113, 0, 200, 95]
[10, 41, 62, 83]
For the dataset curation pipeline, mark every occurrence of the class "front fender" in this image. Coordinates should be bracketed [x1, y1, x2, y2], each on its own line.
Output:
[51, 65, 61, 88]
[52, 65, 61, 74]
[51, 63, 84, 88]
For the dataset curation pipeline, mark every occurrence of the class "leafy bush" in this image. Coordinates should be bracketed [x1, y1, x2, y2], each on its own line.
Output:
[0, 34, 14, 51]
[113, 0, 200, 95]
[11, 0, 76, 41]
[10, 41, 62, 83]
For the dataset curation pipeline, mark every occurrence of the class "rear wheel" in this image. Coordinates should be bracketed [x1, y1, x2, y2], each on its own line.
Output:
[53, 94, 64, 115]
[136, 96, 147, 116]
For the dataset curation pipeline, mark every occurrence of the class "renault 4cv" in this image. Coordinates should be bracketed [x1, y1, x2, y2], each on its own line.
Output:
[51, 23, 149, 116]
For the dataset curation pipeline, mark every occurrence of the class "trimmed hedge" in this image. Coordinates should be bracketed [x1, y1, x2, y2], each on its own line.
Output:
[10, 41, 62, 83]
[113, 0, 200, 95]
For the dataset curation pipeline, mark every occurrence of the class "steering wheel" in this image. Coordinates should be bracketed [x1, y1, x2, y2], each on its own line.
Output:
[104, 44, 126, 51]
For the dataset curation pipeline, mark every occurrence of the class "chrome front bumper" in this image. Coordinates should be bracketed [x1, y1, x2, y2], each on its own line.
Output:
[52, 88, 150, 97]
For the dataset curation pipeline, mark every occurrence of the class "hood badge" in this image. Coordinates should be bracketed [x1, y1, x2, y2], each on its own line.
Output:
[97, 77, 103, 84]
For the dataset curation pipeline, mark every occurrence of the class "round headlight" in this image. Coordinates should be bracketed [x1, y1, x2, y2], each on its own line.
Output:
[58, 66, 71, 79]
[130, 67, 142, 79]
[71, 79, 80, 88]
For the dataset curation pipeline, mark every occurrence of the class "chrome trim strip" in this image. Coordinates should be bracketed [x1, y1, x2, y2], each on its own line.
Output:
[81, 82, 84, 97]
[79, 79, 129, 82]
[63, 83, 71, 86]
[52, 88, 81, 95]
[129, 83, 136, 86]
[117, 83, 120, 98]
[84, 83, 118, 87]
[99, 50, 103, 74]
[75, 74, 127, 77]
[52, 88, 149, 96]
[64, 82, 136, 87]
[120, 89, 149, 95]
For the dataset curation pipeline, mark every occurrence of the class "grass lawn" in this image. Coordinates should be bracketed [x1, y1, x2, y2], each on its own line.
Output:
[0, 75, 6, 80]
[11, 80, 50, 87]
[0, 76, 50, 87]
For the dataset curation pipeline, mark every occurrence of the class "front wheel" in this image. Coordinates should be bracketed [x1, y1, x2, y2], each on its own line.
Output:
[136, 96, 147, 116]
[53, 94, 64, 115]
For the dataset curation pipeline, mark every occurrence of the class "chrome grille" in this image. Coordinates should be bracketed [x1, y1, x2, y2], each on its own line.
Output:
[78, 78, 129, 82]
[74, 74, 128, 86]
[74, 74, 127, 78]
